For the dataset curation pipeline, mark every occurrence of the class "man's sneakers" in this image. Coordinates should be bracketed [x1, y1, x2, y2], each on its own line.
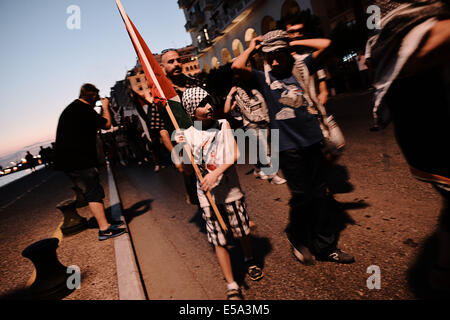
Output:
[318, 248, 355, 264]
[98, 226, 126, 241]
[288, 237, 353, 265]
[292, 244, 315, 265]
[253, 169, 269, 180]
[254, 168, 286, 184]
[287, 237, 314, 265]
[269, 174, 287, 185]
[109, 220, 125, 229]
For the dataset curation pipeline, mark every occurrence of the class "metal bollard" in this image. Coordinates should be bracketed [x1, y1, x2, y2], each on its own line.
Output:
[72, 186, 88, 208]
[22, 238, 74, 299]
[57, 199, 88, 236]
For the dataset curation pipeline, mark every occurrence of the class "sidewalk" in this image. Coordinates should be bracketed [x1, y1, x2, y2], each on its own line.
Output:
[0, 167, 122, 300]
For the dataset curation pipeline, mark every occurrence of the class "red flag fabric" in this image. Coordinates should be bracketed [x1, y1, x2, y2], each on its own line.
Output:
[126, 17, 178, 103]
[116, 0, 192, 131]
[116, 0, 227, 232]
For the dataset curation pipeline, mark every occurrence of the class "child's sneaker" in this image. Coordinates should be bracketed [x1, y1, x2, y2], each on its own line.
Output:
[246, 261, 264, 281]
[226, 288, 243, 300]
[98, 227, 126, 241]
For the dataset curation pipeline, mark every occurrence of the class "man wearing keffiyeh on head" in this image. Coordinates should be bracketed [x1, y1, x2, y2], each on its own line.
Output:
[232, 30, 355, 265]
[158, 48, 205, 206]
[366, 0, 450, 293]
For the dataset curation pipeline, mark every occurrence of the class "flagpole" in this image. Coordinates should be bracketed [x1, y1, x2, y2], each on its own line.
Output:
[116, 0, 228, 232]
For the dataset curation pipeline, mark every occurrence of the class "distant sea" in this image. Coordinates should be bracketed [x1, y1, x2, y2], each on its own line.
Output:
[0, 139, 54, 169]
[0, 164, 46, 188]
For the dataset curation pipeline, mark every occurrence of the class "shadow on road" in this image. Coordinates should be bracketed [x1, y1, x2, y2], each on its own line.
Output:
[407, 232, 450, 299]
[188, 205, 273, 289]
[331, 198, 357, 244]
[122, 199, 153, 223]
[339, 200, 369, 211]
[0, 287, 32, 300]
[189, 208, 207, 234]
[228, 235, 273, 289]
[86, 201, 154, 228]
[325, 163, 354, 194]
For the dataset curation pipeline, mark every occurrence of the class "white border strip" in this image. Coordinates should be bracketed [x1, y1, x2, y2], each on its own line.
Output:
[107, 161, 146, 300]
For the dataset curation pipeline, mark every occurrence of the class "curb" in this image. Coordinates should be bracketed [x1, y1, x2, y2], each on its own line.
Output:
[106, 162, 147, 300]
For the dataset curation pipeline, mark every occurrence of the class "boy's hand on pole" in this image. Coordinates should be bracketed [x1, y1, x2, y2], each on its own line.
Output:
[201, 171, 220, 192]
[174, 129, 185, 144]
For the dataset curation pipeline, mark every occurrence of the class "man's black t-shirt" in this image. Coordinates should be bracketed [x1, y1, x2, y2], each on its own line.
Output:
[55, 99, 107, 171]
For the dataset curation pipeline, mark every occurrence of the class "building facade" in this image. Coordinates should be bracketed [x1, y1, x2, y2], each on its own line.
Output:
[179, 0, 370, 72]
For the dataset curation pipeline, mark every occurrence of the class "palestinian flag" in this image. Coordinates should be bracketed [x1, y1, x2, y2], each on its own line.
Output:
[116, 0, 192, 133]
[116, 0, 228, 232]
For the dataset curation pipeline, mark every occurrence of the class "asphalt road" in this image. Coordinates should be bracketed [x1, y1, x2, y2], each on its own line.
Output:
[113, 90, 443, 300]
[0, 167, 119, 300]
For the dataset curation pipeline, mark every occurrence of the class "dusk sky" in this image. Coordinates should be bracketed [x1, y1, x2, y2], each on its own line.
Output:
[0, 0, 192, 157]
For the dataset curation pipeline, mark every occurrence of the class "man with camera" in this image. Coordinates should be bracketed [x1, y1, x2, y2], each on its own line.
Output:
[55, 83, 126, 241]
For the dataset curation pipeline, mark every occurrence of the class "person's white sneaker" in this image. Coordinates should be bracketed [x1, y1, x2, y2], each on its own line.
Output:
[270, 174, 286, 185]
[292, 245, 314, 265]
[154, 165, 160, 172]
[254, 169, 270, 180]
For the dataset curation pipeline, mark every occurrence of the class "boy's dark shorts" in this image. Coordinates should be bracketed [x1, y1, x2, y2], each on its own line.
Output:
[66, 167, 105, 203]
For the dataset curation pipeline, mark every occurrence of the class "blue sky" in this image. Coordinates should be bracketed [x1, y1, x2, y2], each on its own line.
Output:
[0, 0, 191, 157]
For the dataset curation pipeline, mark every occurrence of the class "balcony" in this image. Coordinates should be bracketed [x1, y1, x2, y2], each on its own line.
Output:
[178, 0, 194, 9]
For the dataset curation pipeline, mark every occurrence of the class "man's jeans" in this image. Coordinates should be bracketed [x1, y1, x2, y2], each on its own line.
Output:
[280, 144, 338, 256]
[245, 124, 276, 175]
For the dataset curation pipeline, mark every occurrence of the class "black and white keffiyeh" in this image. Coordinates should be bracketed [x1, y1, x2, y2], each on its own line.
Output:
[182, 87, 209, 117]
[261, 30, 290, 53]
[366, 0, 450, 126]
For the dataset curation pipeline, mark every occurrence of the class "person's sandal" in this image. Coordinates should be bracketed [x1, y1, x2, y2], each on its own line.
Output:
[226, 288, 243, 300]
[247, 264, 264, 281]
